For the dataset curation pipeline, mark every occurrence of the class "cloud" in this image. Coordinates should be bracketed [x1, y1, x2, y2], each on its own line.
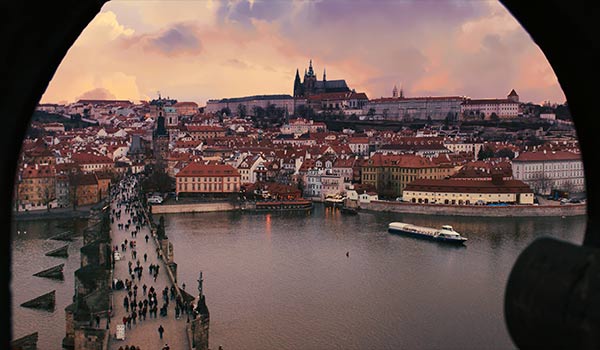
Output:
[40, 0, 565, 106]
[124, 22, 203, 57]
[217, 0, 294, 28]
[223, 58, 251, 69]
[76, 87, 116, 101]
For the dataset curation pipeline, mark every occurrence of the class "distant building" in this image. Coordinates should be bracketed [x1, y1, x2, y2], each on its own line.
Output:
[363, 95, 464, 121]
[403, 175, 534, 205]
[512, 150, 585, 195]
[461, 90, 520, 119]
[294, 60, 351, 98]
[175, 162, 241, 195]
[306, 91, 368, 113]
[17, 164, 56, 210]
[280, 118, 327, 135]
[205, 95, 295, 117]
[173, 101, 199, 116]
[361, 153, 447, 197]
[71, 173, 100, 206]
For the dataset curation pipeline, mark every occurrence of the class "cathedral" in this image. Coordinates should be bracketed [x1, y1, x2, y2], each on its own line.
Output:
[293, 60, 351, 98]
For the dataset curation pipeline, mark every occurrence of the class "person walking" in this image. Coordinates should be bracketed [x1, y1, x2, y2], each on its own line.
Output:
[158, 324, 164, 339]
[145, 234, 149, 243]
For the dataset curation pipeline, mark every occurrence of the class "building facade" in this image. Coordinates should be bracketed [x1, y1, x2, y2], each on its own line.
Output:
[361, 154, 446, 198]
[511, 150, 585, 195]
[461, 90, 520, 119]
[403, 176, 534, 205]
[175, 162, 241, 195]
[363, 96, 464, 121]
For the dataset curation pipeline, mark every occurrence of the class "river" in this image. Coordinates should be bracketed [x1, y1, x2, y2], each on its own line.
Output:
[11, 205, 585, 349]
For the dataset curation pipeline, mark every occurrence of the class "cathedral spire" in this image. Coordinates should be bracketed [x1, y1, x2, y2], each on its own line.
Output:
[307, 59, 314, 77]
[392, 85, 398, 98]
[323, 68, 326, 82]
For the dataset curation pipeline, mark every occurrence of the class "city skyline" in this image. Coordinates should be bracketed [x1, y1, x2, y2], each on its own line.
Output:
[41, 0, 565, 106]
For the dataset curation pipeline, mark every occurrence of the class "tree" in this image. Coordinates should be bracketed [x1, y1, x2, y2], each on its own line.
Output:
[490, 113, 500, 125]
[477, 146, 495, 160]
[530, 172, 551, 195]
[41, 185, 54, 212]
[367, 108, 376, 119]
[495, 148, 515, 159]
[219, 107, 231, 117]
[237, 104, 247, 118]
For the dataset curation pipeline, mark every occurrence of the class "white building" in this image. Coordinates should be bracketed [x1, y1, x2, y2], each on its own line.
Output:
[443, 139, 484, 160]
[363, 96, 464, 121]
[461, 89, 520, 119]
[280, 118, 327, 135]
[205, 94, 295, 116]
[512, 150, 585, 195]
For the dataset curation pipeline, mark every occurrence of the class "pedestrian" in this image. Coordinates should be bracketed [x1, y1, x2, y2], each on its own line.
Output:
[95, 314, 100, 327]
[144, 253, 147, 262]
[145, 234, 149, 243]
[158, 324, 164, 339]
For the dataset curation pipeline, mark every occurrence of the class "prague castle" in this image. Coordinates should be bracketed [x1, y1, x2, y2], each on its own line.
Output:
[293, 60, 351, 98]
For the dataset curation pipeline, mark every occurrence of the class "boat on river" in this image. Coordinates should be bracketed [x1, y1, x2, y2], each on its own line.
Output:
[388, 222, 467, 244]
[340, 206, 358, 215]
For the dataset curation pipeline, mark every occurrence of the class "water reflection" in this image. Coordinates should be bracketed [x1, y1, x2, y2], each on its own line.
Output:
[163, 204, 585, 350]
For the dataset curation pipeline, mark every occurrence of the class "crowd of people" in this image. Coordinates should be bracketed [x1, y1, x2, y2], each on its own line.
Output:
[109, 175, 199, 348]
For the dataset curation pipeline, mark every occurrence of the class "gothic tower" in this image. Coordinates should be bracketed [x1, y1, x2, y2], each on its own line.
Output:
[303, 59, 317, 96]
[392, 85, 398, 98]
[293, 68, 303, 98]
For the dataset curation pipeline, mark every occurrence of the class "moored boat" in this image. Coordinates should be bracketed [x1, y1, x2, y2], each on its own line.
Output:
[340, 207, 358, 215]
[388, 222, 467, 244]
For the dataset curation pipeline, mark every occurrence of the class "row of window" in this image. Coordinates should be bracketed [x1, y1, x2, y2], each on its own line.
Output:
[179, 176, 239, 183]
[178, 183, 238, 191]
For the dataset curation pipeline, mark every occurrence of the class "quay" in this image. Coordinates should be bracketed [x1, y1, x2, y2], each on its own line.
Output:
[360, 200, 586, 217]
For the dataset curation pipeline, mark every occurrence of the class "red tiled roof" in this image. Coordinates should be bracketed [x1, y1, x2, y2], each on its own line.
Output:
[71, 153, 113, 164]
[462, 99, 518, 105]
[513, 151, 581, 162]
[186, 125, 226, 132]
[176, 162, 240, 177]
[365, 154, 436, 168]
[405, 178, 532, 193]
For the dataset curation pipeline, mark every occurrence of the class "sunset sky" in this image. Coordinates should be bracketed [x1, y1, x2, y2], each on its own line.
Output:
[40, 0, 566, 106]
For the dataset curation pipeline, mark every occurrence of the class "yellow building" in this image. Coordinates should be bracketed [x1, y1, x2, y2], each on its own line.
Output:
[176, 162, 241, 195]
[361, 154, 446, 198]
[403, 176, 534, 205]
[17, 164, 56, 209]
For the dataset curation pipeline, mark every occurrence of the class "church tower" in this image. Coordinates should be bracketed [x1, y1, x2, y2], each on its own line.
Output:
[293, 69, 303, 98]
[392, 85, 398, 98]
[303, 59, 317, 96]
[153, 107, 169, 171]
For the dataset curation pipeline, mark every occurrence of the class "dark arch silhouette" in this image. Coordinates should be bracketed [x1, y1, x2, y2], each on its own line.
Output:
[1, 1, 598, 348]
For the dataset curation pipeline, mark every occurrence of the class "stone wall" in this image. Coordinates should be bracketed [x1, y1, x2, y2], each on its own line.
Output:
[361, 200, 586, 217]
[151, 202, 235, 214]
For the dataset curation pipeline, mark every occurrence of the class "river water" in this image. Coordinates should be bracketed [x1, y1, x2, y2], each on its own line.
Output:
[10, 218, 88, 350]
[11, 205, 585, 349]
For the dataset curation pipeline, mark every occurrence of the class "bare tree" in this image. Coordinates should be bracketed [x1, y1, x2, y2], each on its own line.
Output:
[531, 172, 551, 195]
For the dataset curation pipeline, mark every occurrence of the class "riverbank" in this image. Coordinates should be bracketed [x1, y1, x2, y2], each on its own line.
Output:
[360, 200, 586, 217]
[11, 205, 94, 221]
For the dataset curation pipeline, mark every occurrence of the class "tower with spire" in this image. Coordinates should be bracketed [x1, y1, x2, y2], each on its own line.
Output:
[392, 85, 398, 98]
[293, 59, 350, 98]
